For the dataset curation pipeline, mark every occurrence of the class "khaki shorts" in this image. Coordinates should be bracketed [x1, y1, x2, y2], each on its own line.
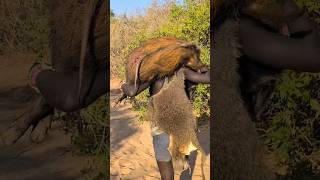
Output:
[151, 125, 172, 162]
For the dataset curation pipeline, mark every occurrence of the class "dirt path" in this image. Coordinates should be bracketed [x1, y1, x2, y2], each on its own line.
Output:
[110, 79, 210, 180]
[0, 54, 88, 180]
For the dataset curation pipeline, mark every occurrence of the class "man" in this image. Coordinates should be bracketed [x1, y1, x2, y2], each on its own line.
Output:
[121, 67, 209, 180]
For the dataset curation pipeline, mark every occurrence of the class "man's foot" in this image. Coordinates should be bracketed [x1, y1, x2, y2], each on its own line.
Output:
[157, 160, 174, 180]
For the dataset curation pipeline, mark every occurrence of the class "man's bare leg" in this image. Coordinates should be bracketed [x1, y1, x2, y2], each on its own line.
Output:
[157, 160, 174, 180]
[152, 132, 174, 180]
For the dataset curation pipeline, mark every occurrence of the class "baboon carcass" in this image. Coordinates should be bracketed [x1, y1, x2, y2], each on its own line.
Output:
[48, 0, 108, 97]
[120, 37, 207, 98]
[211, 0, 317, 179]
[49, 0, 108, 67]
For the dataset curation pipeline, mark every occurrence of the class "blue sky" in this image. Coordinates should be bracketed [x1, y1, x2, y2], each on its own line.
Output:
[111, 0, 183, 16]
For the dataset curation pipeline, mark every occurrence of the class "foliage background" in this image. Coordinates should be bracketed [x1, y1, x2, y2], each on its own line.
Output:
[110, 0, 210, 122]
[256, 0, 320, 177]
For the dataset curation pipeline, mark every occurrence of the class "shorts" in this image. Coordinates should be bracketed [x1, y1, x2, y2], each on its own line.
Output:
[151, 126, 172, 162]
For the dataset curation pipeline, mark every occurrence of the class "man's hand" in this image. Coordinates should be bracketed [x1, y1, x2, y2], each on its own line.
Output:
[182, 67, 210, 84]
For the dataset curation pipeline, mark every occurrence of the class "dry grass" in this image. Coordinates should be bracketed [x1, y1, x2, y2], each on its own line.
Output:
[0, 0, 49, 55]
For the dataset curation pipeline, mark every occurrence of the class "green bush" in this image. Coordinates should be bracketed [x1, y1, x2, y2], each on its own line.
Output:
[256, 1, 320, 175]
[128, 0, 210, 121]
[296, 0, 320, 23]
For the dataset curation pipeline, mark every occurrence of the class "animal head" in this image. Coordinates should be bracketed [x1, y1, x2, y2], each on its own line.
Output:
[181, 44, 207, 73]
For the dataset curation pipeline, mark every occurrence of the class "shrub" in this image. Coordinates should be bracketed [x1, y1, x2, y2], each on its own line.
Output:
[0, 0, 50, 60]
[256, 1, 320, 175]
[111, 0, 210, 121]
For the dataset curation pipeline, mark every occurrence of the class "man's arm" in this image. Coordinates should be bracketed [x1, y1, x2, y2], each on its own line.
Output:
[114, 81, 151, 106]
[239, 15, 320, 72]
[183, 68, 210, 84]
[121, 81, 151, 97]
[119, 67, 209, 103]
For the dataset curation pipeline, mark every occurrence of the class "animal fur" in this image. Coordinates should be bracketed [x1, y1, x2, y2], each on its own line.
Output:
[211, 19, 276, 180]
[125, 37, 204, 91]
[146, 69, 205, 174]
[48, 0, 108, 101]
[78, 0, 99, 102]
[48, 0, 108, 70]
[211, 1, 304, 179]
[214, 0, 304, 30]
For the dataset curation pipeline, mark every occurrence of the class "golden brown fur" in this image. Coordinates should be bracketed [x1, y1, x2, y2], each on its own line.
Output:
[140, 45, 201, 82]
[125, 37, 204, 85]
[146, 69, 204, 173]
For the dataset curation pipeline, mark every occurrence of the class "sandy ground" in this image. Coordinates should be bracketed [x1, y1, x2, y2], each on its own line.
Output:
[0, 54, 89, 180]
[110, 79, 210, 180]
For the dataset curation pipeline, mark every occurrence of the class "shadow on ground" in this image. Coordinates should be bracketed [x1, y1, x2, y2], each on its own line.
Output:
[0, 54, 89, 180]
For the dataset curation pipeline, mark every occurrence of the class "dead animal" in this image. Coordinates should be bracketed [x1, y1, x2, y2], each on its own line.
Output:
[146, 69, 207, 179]
[117, 37, 207, 102]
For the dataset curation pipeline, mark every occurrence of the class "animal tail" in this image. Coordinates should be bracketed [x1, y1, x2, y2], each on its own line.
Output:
[78, 0, 99, 104]
[133, 57, 143, 95]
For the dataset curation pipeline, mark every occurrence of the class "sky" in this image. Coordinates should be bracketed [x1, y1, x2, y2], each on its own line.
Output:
[111, 0, 183, 16]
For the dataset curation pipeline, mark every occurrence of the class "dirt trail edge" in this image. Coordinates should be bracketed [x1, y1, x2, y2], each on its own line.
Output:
[110, 79, 210, 180]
